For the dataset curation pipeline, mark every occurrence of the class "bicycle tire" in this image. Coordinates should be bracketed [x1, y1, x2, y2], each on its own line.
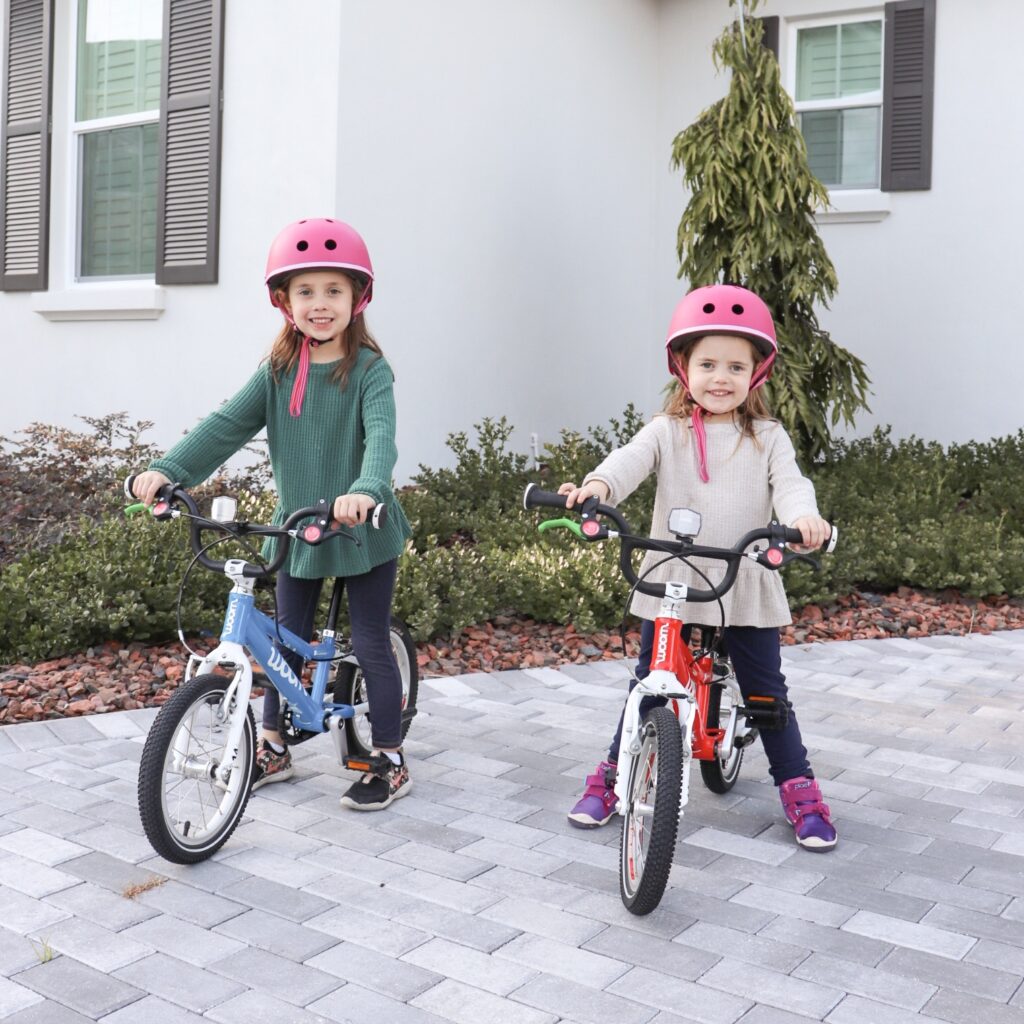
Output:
[138, 673, 255, 864]
[334, 617, 419, 759]
[700, 679, 744, 794]
[620, 705, 683, 915]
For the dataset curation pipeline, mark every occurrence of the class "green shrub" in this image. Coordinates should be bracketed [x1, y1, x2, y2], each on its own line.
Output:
[2, 413, 1023, 662]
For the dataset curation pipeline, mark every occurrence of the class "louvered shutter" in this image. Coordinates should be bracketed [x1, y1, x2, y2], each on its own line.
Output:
[759, 16, 779, 57]
[0, 0, 53, 291]
[155, 0, 224, 284]
[881, 0, 935, 191]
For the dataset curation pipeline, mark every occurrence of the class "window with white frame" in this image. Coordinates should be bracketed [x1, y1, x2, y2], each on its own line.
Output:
[73, 0, 162, 279]
[2, 0, 224, 295]
[791, 15, 883, 190]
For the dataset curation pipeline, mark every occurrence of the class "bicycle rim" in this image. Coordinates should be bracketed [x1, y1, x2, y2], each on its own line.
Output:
[139, 675, 254, 862]
[620, 706, 683, 915]
[347, 623, 416, 755]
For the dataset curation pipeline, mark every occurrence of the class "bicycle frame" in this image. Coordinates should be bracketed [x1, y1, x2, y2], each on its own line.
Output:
[613, 582, 746, 817]
[183, 565, 360, 778]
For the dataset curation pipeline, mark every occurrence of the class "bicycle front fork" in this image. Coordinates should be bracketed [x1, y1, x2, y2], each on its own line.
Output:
[614, 672, 696, 820]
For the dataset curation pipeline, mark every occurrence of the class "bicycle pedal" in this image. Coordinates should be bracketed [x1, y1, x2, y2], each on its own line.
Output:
[343, 752, 391, 775]
[740, 695, 791, 732]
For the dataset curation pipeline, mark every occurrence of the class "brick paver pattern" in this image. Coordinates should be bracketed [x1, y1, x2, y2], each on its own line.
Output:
[1, 631, 1022, 1023]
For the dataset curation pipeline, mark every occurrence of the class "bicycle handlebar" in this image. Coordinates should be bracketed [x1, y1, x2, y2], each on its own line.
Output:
[523, 483, 835, 603]
[124, 476, 389, 579]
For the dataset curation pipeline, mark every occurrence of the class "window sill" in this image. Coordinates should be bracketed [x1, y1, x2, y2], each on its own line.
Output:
[31, 285, 167, 321]
[814, 190, 891, 224]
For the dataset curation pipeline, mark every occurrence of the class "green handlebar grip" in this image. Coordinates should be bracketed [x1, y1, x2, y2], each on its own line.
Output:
[537, 518, 584, 539]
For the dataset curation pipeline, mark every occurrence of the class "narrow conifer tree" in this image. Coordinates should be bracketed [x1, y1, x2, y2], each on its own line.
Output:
[671, 0, 870, 461]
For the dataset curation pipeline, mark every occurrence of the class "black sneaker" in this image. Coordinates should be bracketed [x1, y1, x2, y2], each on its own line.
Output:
[339, 751, 411, 810]
[251, 740, 293, 790]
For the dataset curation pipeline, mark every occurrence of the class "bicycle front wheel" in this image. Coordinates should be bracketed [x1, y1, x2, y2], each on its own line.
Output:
[620, 706, 683, 915]
[335, 617, 419, 759]
[138, 673, 255, 864]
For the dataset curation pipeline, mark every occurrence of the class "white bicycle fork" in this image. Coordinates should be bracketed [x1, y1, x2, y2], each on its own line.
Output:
[613, 670, 696, 821]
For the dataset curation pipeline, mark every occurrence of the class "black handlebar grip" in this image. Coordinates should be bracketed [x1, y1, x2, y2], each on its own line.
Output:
[371, 503, 388, 530]
[782, 525, 837, 550]
[523, 483, 569, 511]
[124, 475, 138, 500]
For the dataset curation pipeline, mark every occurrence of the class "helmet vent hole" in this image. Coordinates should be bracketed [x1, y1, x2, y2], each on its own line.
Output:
[702, 303, 715, 314]
[732, 303, 744, 315]
[296, 240, 309, 252]
[324, 239, 337, 250]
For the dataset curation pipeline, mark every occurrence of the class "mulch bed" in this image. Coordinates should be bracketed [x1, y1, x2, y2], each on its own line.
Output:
[2, 587, 1022, 725]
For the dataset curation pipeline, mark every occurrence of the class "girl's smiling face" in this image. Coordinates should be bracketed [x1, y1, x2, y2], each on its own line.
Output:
[285, 271, 356, 347]
[681, 334, 758, 421]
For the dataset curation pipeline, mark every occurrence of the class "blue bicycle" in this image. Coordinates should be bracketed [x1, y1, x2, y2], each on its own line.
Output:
[125, 481, 418, 864]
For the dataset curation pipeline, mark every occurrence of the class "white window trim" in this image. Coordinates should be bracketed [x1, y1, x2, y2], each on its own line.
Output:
[784, 8, 888, 216]
[32, 0, 166, 321]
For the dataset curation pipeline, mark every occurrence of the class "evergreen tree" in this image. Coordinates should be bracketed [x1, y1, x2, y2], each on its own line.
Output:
[670, 0, 870, 461]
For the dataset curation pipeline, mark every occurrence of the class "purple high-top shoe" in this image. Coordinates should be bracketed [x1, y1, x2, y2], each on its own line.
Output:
[779, 776, 837, 851]
[567, 760, 618, 828]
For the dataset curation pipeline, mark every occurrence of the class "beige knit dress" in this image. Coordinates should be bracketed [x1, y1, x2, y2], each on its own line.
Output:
[583, 415, 819, 627]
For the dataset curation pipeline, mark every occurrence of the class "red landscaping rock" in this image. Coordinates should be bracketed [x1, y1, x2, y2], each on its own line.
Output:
[2, 587, 1023, 724]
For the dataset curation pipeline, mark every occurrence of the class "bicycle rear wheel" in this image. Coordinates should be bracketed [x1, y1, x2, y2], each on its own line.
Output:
[620, 706, 683, 915]
[138, 673, 255, 864]
[700, 678, 745, 794]
[334, 617, 419, 759]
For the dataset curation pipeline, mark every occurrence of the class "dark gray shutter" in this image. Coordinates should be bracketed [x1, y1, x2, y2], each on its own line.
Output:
[881, 0, 935, 191]
[759, 16, 779, 57]
[155, 0, 225, 284]
[0, 0, 53, 291]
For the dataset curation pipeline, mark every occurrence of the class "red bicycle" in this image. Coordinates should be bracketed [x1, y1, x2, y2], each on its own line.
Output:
[524, 484, 835, 914]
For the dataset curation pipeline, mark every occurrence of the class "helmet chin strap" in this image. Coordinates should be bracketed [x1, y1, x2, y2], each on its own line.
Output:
[282, 310, 316, 418]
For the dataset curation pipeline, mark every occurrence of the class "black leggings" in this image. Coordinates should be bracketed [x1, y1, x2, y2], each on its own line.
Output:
[607, 620, 811, 786]
[263, 559, 404, 748]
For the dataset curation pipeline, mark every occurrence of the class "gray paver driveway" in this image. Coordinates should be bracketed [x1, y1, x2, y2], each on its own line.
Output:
[1, 631, 1023, 1023]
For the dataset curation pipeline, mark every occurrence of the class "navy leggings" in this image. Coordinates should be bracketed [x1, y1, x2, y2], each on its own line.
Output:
[607, 620, 811, 786]
[263, 559, 404, 748]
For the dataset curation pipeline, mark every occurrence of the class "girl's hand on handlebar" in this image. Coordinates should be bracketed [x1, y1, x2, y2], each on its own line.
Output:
[791, 514, 830, 552]
[558, 480, 610, 509]
[130, 471, 172, 506]
[332, 493, 376, 527]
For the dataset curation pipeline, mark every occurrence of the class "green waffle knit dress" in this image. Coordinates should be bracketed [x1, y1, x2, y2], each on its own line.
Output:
[148, 346, 411, 579]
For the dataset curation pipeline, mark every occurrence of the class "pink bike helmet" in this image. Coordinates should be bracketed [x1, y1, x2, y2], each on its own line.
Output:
[265, 218, 374, 316]
[264, 218, 375, 418]
[666, 283, 777, 390]
[665, 284, 778, 483]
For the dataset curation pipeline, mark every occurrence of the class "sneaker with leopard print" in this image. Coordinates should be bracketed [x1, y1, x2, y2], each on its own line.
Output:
[339, 750, 411, 810]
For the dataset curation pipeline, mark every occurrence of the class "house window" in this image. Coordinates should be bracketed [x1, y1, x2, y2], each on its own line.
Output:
[792, 17, 883, 190]
[1, 0, 224, 295]
[74, 0, 161, 279]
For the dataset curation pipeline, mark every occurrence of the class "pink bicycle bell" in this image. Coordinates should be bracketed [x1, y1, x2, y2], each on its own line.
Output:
[665, 284, 778, 482]
[264, 218, 375, 417]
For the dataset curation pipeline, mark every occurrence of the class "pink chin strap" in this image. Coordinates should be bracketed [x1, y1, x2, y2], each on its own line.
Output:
[678, 352, 774, 482]
[284, 292, 370, 418]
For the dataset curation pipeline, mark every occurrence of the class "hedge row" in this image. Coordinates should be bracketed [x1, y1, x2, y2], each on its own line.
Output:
[1, 413, 1022, 663]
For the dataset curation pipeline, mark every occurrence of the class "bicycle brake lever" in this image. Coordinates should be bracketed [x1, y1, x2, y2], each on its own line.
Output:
[783, 549, 821, 571]
[537, 518, 585, 540]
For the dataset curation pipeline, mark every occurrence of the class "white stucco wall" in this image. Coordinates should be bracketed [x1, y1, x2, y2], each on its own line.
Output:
[0, 0, 664, 483]
[1, 0, 1020, 488]
[658, 0, 1024, 446]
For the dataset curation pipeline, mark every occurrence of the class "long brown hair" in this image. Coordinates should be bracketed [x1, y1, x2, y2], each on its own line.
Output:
[664, 335, 774, 443]
[267, 271, 383, 390]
